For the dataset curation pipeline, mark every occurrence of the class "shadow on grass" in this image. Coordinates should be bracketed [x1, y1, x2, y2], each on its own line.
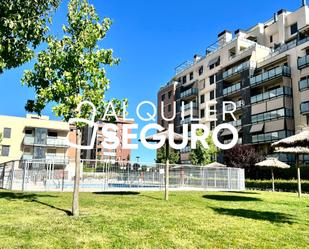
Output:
[93, 191, 140, 196]
[140, 194, 162, 200]
[223, 191, 260, 195]
[203, 195, 262, 202]
[211, 207, 294, 224]
[0, 192, 72, 216]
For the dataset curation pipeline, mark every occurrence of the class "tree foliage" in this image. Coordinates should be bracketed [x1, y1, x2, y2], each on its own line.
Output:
[156, 147, 180, 164]
[189, 131, 219, 166]
[22, 0, 124, 121]
[224, 145, 263, 168]
[0, 0, 59, 73]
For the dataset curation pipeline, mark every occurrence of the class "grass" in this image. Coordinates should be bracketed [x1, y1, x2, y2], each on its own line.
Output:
[0, 190, 308, 249]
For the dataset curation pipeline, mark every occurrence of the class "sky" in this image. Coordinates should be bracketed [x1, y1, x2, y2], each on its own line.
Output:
[0, 0, 302, 162]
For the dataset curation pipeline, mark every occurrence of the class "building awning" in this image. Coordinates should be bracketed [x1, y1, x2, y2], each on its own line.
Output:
[250, 123, 264, 133]
[208, 56, 220, 66]
[221, 127, 242, 136]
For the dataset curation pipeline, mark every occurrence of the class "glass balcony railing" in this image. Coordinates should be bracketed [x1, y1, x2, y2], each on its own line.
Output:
[223, 82, 241, 95]
[23, 136, 68, 147]
[250, 66, 291, 86]
[180, 88, 198, 98]
[299, 78, 309, 91]
[298, 55, 309, 69]
[225, 100, 244, 111]
[180, 117, 199, 124]
[251, 86, 292, 104]
[22, 154, 69, 164]
[227, 119, 242, 127]
[183, 102, 198, 111]
[222, 61, 256, 79]
[301, 101, 309, 114]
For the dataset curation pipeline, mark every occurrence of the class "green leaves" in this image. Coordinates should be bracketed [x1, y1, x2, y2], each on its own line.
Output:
[0, 0, 59, 73]
[22, 0, 123, 122]
[189, 131, 219, 166]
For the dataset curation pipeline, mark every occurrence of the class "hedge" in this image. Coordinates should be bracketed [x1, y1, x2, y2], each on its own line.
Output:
[245, 179, 309, 193]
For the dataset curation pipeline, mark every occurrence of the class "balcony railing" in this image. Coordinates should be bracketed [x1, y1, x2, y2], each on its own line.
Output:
[184, 102, 198, 110]
[180, 88, 198, 99]
[227, 119, 242, 127]
[22, 155, 69, 164]
[223, 83, 241, 96]
[180, 117, 199, 124]
[225, 100, 244, 111]
[250, 66, 291, 86]
[301, 101, 309, 114]
[23, 136, 68, 147]
[251, 86, 292, 104]
[298, 55, 309, 69]
[223, 61, 256, 79]
[299, 77, 309, 91]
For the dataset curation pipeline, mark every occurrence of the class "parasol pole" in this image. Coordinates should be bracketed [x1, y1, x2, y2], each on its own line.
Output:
[164, 142, 169, 201]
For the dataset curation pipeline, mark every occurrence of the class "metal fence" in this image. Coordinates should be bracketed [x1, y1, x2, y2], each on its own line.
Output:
[0, 159, 245, 192]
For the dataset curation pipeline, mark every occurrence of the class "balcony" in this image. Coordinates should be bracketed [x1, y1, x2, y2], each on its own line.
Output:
[180, 117, 199, 125]
[22, 154, 69, 164]
[222, 61, 256, 79]
[180, 88, 198, 99]
[301, 101, 309, 114]
[250, 66, 291, 87]
[23, 136, 68, 147]
[298, 55, 309, 69]
[223, 83, 241, 96]
[299, 77, 309, 91]
[227, 119, 242, 127]
[225, 100, 244, 111]
[251, 86, 292, 104]
[183, 102, 198, 111]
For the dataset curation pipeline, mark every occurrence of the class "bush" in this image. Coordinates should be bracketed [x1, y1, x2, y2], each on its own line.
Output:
[246, 179, 309, 193]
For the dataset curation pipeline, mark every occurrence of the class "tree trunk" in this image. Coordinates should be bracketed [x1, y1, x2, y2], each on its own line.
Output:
[296, 156, 301, 198]
[164, 142, 169, 201]
[72, 128, 81, 216]
[271, 168, 275, 192]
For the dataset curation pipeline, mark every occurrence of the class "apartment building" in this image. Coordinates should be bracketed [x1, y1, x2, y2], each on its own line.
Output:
[158, 1, 309, 164]
[0, 114, 76, 168]
[81, 118, 133, 163]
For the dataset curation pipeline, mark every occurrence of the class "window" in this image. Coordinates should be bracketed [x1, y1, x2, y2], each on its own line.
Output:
[210, 90, 215, 100]
[190, 72, 194, 80]
[307, 115, 309, 125]
[198, 66, 204, 75]
[210, 121, 215, 130]
[209, 75, 215, 85]
[161, 94, 165, 101]
[168, 91, 172, 99]
[270, 35, 273, 43]
[290, 23, 298, 35]
[48, 131, 57, 137]
[200, 109, 205, 118]
[3, 128, 11, 138]
[182, 75, 187, 84]
[200, 94, 205, 104]
[210, 105, 215, 110]
[229, 47, 236, 58]
[209, 64, 215, 70]
[1, 145, 10, 157]
[168, 104, 171, 112]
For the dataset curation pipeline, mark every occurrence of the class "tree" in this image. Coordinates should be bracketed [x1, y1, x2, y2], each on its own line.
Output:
[224, 144, 264, 178]
[156, 147, 179, 164]
[0, 0, 59, 73]
[22, 0, 123, 216]
[189, 132, 219, 166]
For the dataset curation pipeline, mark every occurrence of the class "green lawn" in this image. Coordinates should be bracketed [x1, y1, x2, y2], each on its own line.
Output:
[0, 190, 308, 249]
